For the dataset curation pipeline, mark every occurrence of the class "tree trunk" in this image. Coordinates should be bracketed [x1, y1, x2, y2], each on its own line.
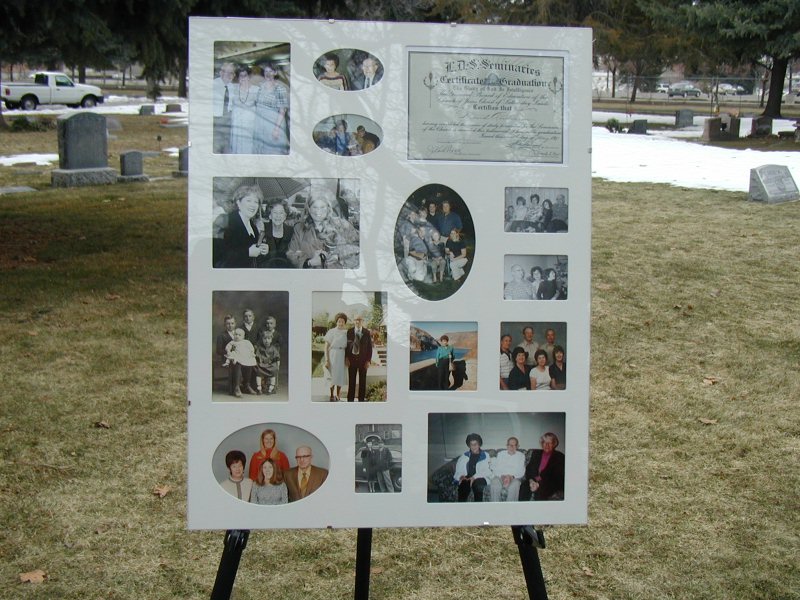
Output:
[0, 65, 7, 130]
[762, 55, 787, 118]
[611, 67, 617, 98]
[177, 58, 188, 98]
[630, 73, 639, 103]
[78, 65, 87, 84]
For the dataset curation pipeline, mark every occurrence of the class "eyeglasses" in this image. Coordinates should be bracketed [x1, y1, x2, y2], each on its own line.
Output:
[295, 455, 311, 459]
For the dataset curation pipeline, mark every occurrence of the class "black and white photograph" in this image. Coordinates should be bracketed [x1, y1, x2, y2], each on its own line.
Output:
[212, 177, 360, 269]
[427, 412, 566, 503]
[212, 291, 289, 402]
[499, 322, 567, 391]
[393, 184, 475, 301]
[503, 255, 568, 300]
[504, 187, 569, 233]
[213, 423, 329, 504]
[355, 424, 402, 493]
[409, 322, 477, 391]
[313, 49, 384, 91]
[212, 41, 290, 155]
[312, 114, 382, 156]
[311, 292, 388, 402]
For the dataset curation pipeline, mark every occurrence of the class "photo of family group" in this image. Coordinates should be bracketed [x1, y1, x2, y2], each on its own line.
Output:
[409, 322, 477, 391]
[504, 187, 569, 233]
[499, 322, 567, 391]
[427, 412, 566, 503]
[212, 41, 290, 155]
[212, 291, 289, 402]
[503, 255, 568, 300]
[355, 424, 402, 493]
[312, 49, 384, 91]
[393, 184, 475, 301]
[312, 114, 382, 156]
[311, 292, 388, 402]
[212, 177, 360, 269]
[214, 424, 329, 504]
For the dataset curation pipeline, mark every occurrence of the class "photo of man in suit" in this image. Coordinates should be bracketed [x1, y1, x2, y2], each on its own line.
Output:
[212, 62, 235, 154]
[285, 446, 328, 502]
[345, 315, 373, 402]
[352, 56, 383, 90]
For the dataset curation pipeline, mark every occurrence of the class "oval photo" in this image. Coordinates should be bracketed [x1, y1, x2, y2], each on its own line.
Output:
[312, 114, 382, 156]
[313, 49, 383, 91]
[213, 423, 329, 504]
[393, 184, 475, 301]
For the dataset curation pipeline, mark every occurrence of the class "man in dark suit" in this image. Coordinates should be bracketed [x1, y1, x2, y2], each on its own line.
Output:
[215, 314, 237, 394]
[352, 56, 383, 90]
[345, 315, 373, 402]
[212, 62, 235, 154]
[285, 446, 328, 502]
[519, 432, 565, 501]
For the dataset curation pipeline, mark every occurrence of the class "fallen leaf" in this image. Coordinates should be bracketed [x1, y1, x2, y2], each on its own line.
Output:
[22, 256, 38, 263]
[581, 566, 594, 577]
[153, 485, 171, 498]
[686, 304, 694, 310]
[709, 289, 721, 297]
[105, 293, 121, 301]
[28, 331, 39, 336]
[659, 474, 671, 479]
[370, 567, 384, 575]
[702, 376, 720, 386]
[93, 421, 111, 429]
[698, 418, 718, 425]
[19, 569, 46, 584]
[673, 304, 682, 309]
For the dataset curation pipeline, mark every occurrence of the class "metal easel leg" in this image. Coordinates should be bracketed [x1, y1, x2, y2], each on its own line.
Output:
[211, 529, 250, 600]
[512, 525, 548, 600]
[354, 527, 373, 600]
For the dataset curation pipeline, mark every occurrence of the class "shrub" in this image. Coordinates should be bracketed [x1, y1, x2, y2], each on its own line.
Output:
[606, 118, 622, 133]
[9, 116, 56, 132]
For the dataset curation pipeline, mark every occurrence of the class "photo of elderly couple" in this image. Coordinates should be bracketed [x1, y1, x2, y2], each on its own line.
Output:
[503, 255, 568, 300]
[211, 291, 289, 402]
[212, 177, 360, 269]
[427, 412, 566, 503]
[214, 424, 329, 504]
[212, 42, 291, 155]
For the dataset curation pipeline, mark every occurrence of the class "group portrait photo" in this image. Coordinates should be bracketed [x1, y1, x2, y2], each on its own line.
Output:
[211, 177, 360, 270]
[312, 48, 384, 91]
[310, 291, 388, 402]
[427, 412, 566, 503]
[212, 41, 291, 155]
[211, 291, 289, 402]
[311, 113, 382, 156]
[504, 186, 569, 233]
[499, 322, 567, 391]
[503, 255, 568, 300]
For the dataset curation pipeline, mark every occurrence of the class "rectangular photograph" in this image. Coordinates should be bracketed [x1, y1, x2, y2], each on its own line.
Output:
[212, 41, 290, 155]
[427, 412, 566, 503]
[212, 291, 289, 402]
[409, 321, 477, 391]
[311, 292, 387, 402]
[500, 322, 567, 391]
[212, 177, 360, 269]
[355, 424, 402, 493]
[503, 255, 568, 300]
[504, 187, 569, 233]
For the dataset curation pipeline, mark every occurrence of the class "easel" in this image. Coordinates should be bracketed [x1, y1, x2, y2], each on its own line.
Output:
[210, 525, 548, 600]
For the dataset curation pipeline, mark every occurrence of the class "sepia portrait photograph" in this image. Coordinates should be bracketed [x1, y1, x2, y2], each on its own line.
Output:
[211, 291, 289, 402]
[212, 177, 360, 269]
[212, 41, 290, 155]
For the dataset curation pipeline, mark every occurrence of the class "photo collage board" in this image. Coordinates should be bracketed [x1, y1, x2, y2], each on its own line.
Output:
[187, 18, 592, 529]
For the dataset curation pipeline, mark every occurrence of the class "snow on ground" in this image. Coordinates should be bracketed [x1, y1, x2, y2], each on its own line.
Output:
[1, 104, 798, 193]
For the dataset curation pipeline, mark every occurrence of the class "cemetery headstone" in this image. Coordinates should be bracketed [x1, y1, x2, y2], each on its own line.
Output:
[51, 113, 117, 187]
[702, 117, 721, 141]
[748, 165, 799, 204]
[165, 103, 183, 113]
[628, 119, 647, 135]
[118, 150, 149, 183]
[750, 116, 772, 137]
[173, 146, 189, 177]
[675, 110, 694, 128]
[139, 105, 156, 116]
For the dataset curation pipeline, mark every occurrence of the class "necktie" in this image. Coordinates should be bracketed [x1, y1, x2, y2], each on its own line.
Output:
[365, 78, 371, 89]
[223, 86, 229, 115]
[300, 471, 309, 495]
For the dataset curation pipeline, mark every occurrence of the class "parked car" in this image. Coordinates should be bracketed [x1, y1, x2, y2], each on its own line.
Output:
[354, 436, 402, 491]
[668, 82, 702, 98]
[2, 72, 104, 110]
[718, 83, 747, 96]
[655, 83, 670, 93]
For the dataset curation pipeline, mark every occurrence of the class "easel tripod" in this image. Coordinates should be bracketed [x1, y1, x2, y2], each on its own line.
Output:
[210, 525, 549, 600]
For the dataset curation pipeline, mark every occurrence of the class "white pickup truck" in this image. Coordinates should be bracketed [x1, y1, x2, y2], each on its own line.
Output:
[2, 72, 104, 110]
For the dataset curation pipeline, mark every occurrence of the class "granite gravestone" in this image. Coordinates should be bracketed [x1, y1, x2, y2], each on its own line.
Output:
[165, 103, 182, 113]
[750, 116, 772, 137]
[702, 117, 721, 141]
[139, 105, 156, 116]
[675, 110, 694, 128]
[119, 150, 148, 183]
[628, 119, 647, 134]
[51, 113, 117, 187]
[173, 146, 189, 177]
[748, 165, 799, 204]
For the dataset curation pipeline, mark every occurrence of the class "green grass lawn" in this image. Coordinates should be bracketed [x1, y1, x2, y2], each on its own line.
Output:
[1, 128, 799, 598]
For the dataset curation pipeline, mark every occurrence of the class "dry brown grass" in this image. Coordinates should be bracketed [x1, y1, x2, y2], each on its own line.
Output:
[0, 137, 798, 598]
